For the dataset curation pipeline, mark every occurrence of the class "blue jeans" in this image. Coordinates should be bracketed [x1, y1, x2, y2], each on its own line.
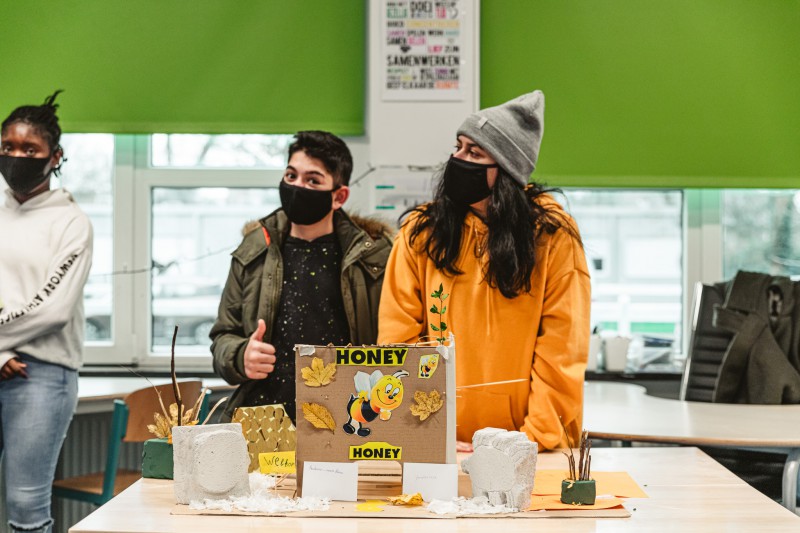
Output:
[0, 354, 78, 533]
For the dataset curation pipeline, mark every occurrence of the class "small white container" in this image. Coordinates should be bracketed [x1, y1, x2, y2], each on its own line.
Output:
[603, 336, 631, 372]
[587, 334, 602, 371]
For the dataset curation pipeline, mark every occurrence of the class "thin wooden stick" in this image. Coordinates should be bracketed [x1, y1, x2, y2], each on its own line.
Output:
[189, 388, 208, 423]
[559, 416, 577, 480]
[273, 472, 290, 490]
[456, 378, 528, 390]
[201, 397, 228, 425]
[170, 326, 183, 426]
[120, 365, 170, 421]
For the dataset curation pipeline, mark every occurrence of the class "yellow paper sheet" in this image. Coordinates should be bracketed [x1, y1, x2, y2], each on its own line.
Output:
[528, 495, 624, 511]
[533, 470, 648, 498]
[259, 451, 296, 474]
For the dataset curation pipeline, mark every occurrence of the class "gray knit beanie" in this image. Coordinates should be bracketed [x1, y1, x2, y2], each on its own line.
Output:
[456, 90, 545, 185]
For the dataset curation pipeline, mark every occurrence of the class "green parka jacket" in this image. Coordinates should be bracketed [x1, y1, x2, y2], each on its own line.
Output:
[210, 208, 394, 420]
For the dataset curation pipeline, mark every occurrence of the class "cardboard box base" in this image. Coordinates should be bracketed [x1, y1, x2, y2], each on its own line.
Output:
[171, 501, 630, 519]
[170, 468, 630, 519]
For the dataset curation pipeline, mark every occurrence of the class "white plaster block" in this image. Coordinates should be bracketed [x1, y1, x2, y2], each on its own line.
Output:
[173, 423, 250, 504]
[461, 427, 538, 510]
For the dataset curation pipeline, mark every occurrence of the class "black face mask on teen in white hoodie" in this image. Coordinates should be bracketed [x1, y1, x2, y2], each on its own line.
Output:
[0, 155, 51, 195]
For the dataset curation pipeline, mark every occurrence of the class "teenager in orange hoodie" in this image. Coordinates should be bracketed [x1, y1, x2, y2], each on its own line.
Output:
[378, 90, 590, 451]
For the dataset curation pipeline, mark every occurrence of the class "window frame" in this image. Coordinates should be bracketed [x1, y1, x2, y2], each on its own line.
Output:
[82, 135, 731, 372]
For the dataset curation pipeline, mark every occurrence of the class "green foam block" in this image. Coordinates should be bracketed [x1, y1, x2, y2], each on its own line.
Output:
[142, 438, 173, 479]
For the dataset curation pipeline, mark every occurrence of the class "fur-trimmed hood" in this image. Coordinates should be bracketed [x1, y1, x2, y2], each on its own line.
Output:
[241, 209, 395, 241]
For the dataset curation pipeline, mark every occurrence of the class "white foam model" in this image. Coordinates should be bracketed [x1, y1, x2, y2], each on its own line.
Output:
[173, 423, 250, 504]
[460, 427, 538, 510]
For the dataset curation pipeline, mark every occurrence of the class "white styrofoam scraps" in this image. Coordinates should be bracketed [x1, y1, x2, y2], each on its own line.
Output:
[426, 496, 516, 515]
[189, 472, 330, 513]
[296, 344, 316, 357]
[460, 427, 538, 511]
[173, 423, 250, 504]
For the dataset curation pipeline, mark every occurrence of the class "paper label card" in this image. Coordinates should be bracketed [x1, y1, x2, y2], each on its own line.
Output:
[302, 461, 358, 501]
[402, 462, 458, 502]
[258, 451, 296, 474]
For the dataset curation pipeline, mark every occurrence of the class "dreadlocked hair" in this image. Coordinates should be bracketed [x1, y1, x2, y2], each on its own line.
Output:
[2, 91, 65, 172]
[405, 169, 582, 298]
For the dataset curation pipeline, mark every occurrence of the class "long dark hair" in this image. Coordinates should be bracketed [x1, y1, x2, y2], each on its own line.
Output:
[406, 169, 581, 298]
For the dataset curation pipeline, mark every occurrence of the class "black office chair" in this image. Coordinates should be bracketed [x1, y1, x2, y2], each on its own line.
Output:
[681, 281, 790, 504]
[680, 282, 733, 402]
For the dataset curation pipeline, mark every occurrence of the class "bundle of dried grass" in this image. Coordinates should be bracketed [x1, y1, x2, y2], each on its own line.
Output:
[142, 325, 227, 442]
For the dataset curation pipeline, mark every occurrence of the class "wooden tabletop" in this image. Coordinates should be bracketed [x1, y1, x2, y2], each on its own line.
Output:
[70, 447, 800, 532]
[583, 381, 800, 447]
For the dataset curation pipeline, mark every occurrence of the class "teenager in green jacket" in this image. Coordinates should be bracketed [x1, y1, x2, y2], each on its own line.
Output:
[210, 131, 393, 422]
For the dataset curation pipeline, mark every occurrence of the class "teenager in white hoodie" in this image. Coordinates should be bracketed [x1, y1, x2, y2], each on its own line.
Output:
[0, 92, 93, 533]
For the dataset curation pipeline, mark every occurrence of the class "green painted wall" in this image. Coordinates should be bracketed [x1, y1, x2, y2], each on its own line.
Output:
[481, 1, 800, 187]
[0, 1, 365, 135]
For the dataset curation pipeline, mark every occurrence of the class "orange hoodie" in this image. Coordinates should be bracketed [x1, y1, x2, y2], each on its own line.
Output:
[378, 194, 591, 450]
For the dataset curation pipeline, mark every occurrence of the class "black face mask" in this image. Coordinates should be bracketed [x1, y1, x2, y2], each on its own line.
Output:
[0, 155, 51, 195]
[443, 156, 498, 206]
[279, 180, 336, 226]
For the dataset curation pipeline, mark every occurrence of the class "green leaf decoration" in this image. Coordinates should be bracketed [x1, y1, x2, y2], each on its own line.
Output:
[429, 283, 449, 345]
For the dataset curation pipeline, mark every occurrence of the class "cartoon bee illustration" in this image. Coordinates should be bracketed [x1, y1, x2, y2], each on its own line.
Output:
[343, 369, 409, 437]
[418, 353, 439, 378]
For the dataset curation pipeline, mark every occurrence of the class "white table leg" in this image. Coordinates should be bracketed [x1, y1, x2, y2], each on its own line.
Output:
[782, 448, 800, 514]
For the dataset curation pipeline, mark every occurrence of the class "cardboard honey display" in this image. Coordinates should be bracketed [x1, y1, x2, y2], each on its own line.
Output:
[294, 344, 456, 495]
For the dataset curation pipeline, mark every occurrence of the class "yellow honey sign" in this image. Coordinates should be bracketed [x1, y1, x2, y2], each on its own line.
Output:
[258, 451, 296, 474]
[349, 441, 402, 460]
[336, 348, 407, 366]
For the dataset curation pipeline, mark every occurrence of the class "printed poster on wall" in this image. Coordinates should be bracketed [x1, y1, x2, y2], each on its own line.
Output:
[382, 0, 466, 101]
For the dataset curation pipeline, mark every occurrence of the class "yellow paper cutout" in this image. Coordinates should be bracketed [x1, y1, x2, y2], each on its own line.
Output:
[258, 451, 296, 475]
[387, 493, 424, 506]
[356, 500, 386, 512]
[533, 470, 648, 499]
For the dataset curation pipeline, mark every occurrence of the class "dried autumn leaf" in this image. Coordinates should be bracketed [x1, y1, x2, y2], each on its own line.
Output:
[300, 357, 337, 387]
[147, 402, 198, 441]
[387, 493, 424, 506]
[410, 390, 444, 421]
[302, 402, 336, 433]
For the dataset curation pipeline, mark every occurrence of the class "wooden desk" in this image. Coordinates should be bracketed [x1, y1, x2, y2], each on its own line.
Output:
[584, 381, 800, 513]
[69, 448, 800, 532]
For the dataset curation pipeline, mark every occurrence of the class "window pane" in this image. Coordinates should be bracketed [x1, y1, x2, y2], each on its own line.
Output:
[722, 189, 800, 278]
[150, 187, 281, 355]
[566, 189, 684, 371]
[59, 134, 115, 342]
[151, 134, 292, 168]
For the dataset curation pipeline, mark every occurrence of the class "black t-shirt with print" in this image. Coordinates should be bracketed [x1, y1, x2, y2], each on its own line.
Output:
[241, 233, 350, 422]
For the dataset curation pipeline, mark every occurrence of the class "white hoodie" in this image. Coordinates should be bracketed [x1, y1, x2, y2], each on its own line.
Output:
[0, 188, 93, 370]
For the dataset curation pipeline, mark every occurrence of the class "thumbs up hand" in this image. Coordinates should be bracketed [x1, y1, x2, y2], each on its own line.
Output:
[243, 319, 277, 380]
